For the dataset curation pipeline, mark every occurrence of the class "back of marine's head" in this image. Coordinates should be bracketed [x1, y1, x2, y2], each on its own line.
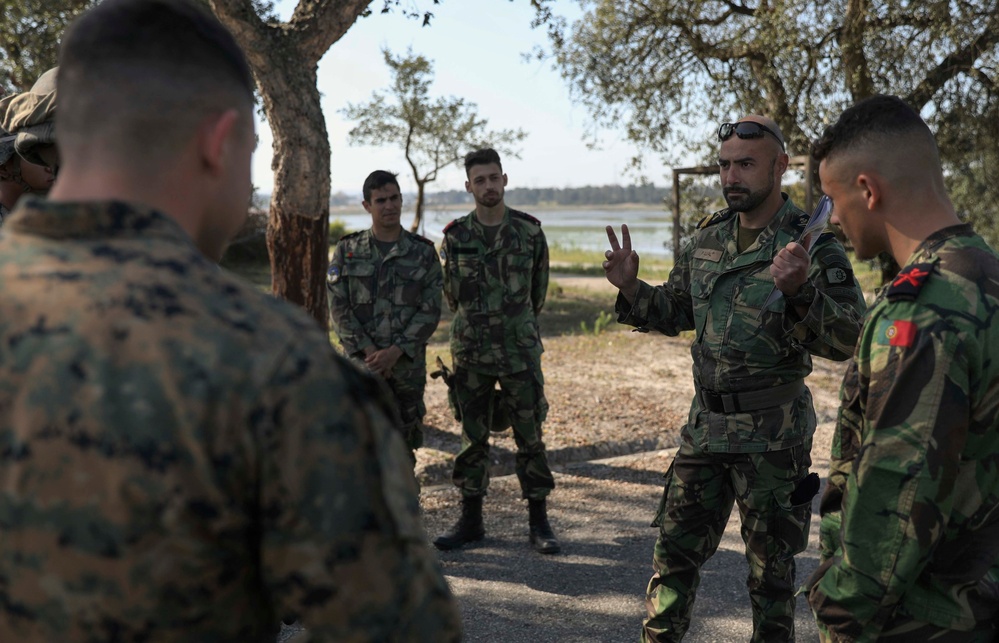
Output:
[56, 0, 254, 174]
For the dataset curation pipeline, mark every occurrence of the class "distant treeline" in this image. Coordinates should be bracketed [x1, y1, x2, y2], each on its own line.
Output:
[326, 184, 675, 208]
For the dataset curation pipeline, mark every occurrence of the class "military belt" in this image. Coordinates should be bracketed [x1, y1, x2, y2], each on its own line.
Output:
[698, 379, 805, 414]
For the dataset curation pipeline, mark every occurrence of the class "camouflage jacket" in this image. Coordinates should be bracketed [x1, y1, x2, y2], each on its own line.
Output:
[808, 225, 999, 641]
[616, 196, 866, 453]
[327, 227, 443, 373]
[442, 207, 548, 375]
[0, 199, 461, 642]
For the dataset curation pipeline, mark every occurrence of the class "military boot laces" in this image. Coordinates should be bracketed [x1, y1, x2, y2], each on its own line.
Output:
[528, 499, 561, 554]
[433, 496, 485, 551]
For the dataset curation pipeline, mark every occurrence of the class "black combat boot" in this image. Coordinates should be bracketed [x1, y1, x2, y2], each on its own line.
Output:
[528, 498, 561, 554]
[433, 496, 485, 551]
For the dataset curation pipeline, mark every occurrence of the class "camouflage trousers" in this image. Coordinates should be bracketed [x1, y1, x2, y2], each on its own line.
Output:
[358, 354, 426, 461]
[451, 365, 553, 500]
[642, 440, 815, 643]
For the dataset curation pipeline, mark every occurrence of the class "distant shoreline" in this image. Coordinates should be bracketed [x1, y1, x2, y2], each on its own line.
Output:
[327, 202, 667, 217]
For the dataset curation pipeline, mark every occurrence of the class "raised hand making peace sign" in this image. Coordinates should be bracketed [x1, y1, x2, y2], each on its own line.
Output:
[603, 224, 641, 302]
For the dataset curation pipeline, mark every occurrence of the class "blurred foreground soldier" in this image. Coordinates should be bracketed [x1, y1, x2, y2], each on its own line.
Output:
[0, 67, 59, 174]
[327, 170, 443, 462]
[603, 116, 866, 641]
[0, 124, 53, 221]
[433, 148, 559, 554]
[0, 1, 460, 641]
[805, 95, 999, 642]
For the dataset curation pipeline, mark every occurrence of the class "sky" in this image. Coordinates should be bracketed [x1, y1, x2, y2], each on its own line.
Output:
[253, 0, 676, 199]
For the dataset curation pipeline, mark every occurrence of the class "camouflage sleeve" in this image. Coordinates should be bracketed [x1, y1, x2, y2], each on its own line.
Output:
[785, 235, 866, 361]
[441, 235, 457, 314]
[394, 248, 443, 359]
[259, 340, 461, 641]
[327, 241, 375, 357]
[532, 229, 549, 317]
[807, 311, 970, 641]
[614, 243, 695, 336]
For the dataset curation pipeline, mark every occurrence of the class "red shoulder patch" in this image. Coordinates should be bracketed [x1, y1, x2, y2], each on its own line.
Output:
[443, 219, 461, 235]
[886, 262, 934, 301]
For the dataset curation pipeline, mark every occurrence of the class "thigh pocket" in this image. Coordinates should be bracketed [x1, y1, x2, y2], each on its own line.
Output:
[774, 472, 820, 557]
[652, 461, 676, 528]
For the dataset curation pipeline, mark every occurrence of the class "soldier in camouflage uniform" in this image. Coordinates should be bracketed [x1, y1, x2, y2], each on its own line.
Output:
[805, 96, 999, 642]
[327, 170, 443, 461]
[0, 2, 460, 641]
[604, 116, 866, 642]
[433, 148, 560, 555]
[0, 66, 59, 174]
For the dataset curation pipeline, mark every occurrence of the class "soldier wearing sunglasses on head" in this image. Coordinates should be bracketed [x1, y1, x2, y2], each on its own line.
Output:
[603, 115, 867, 642]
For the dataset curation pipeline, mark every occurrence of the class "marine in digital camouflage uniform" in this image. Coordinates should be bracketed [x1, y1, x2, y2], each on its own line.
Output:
[327, 170, 443, 460]
[805, 96, 999, 642]
[433, 148, 560, 555]
[604, 116, 866, 642]
[0, 2, 461, 642]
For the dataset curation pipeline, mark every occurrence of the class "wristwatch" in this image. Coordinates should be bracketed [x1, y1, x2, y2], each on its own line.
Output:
[788, 281, 816, 308]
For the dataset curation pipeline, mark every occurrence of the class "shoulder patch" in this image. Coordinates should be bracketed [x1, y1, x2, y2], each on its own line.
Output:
[443, 219, 462, 235]
[697, 209, 734, 230]
[510, 209, 542, 226]
[411, 233, 436, 247]
[338, 229, 364, 243]
[886, 262, 936, 301]
[326, 262, 341, 286]
[875, 318, 918, 348]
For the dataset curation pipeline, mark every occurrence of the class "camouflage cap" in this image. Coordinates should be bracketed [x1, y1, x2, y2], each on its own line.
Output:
[0, 67, 57, 167]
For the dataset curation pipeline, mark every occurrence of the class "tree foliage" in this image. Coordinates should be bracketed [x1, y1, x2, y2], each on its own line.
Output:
[0, 0, 95, 93]
[531, 0, 999, 237]
[342, 48, 527, 233]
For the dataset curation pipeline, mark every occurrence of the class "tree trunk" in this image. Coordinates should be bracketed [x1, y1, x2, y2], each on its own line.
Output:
[256, 62, 331, 329]
[209, 0, 374, 331]
[410, 180, 426, 234]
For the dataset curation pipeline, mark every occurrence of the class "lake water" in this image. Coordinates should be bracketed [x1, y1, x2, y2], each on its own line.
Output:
[331, 207, 675, 258]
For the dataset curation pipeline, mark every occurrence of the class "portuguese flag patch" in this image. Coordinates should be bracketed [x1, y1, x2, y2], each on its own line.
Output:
[875, 318, 917, 348]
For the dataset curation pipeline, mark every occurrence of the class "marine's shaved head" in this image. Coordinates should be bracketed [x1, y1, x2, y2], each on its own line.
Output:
[56, 0, 254, 171]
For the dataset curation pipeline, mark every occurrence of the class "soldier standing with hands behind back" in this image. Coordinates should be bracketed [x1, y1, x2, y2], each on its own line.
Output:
[604, 116, 866, 642]
[327, 170, 443, 462]
[433, 148, 560, 555]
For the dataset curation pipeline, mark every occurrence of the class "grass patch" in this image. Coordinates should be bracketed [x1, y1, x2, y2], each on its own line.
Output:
[549, 243, 674, 283]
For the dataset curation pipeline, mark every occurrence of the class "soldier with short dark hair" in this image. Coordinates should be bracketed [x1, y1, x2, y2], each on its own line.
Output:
[0, 1, 460, 641]
[604, 115, 866, 641]
[433, 147, 560, 554]
[327, 170, 443, 461]
[806, 95, 999, 642]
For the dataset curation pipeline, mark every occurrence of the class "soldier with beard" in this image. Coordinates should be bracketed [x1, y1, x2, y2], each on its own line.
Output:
[433, 148, 559, 555]
[603, 115, 867, 641]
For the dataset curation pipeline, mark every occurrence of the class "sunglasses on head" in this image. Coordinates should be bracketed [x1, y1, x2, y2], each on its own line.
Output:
[718, 121, 785, 150]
